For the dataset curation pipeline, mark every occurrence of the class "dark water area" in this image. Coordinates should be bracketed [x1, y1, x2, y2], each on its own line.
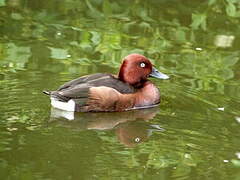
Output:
[0, 0, 240, 179]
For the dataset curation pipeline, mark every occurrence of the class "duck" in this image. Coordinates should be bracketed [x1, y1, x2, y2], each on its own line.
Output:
[43, 54, 169, 112]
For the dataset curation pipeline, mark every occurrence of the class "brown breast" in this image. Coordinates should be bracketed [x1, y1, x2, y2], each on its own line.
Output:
[134, 81, 160, 107]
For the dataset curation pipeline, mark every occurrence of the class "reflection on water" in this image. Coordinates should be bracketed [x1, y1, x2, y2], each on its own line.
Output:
[50, 107, 163, 147]
[235, 117, 240, 123]
[214, 35, 235, 48]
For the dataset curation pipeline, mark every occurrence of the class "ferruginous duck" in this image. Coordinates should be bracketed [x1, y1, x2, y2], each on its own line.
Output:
[43, 54, 169, 112]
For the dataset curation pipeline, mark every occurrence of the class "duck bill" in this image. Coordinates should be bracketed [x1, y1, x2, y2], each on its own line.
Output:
[150, 67, 169, 79]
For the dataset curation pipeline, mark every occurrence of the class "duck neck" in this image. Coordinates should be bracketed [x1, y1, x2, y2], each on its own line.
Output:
[130, 79, 147, 88]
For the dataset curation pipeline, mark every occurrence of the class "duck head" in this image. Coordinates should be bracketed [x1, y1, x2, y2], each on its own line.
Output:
[118, 54, 169, 86]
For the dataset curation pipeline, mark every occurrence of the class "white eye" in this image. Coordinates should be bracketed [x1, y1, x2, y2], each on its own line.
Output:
[135, 137, 141, 142]
[140, 63, 146, 68]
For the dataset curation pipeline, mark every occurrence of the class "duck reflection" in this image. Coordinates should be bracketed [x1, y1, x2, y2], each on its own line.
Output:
[115, 121, 163, 147]
[49, 107, 163, 147]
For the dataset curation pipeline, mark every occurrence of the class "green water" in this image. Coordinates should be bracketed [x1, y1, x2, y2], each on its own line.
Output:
[0, 0, 240, 179]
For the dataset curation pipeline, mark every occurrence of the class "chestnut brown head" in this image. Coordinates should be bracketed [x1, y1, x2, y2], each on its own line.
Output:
[118, 54, 169, 86]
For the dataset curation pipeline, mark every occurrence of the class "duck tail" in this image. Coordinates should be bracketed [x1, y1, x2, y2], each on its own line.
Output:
[43, 90, 51, 96]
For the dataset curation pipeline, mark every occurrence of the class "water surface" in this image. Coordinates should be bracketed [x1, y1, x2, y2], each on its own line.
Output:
[0, 0, 240, 179]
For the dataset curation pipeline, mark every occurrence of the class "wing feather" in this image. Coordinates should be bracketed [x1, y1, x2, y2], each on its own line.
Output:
[49, 73, 135, 106]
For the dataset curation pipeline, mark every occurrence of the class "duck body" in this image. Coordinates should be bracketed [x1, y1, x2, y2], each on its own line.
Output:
[44, 54, 169, 112]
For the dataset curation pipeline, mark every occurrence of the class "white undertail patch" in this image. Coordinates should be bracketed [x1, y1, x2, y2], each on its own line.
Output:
[51, 98, 75, 112]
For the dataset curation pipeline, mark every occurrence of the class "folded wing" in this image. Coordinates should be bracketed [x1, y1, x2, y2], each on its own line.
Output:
[47, 73, 136, 111]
